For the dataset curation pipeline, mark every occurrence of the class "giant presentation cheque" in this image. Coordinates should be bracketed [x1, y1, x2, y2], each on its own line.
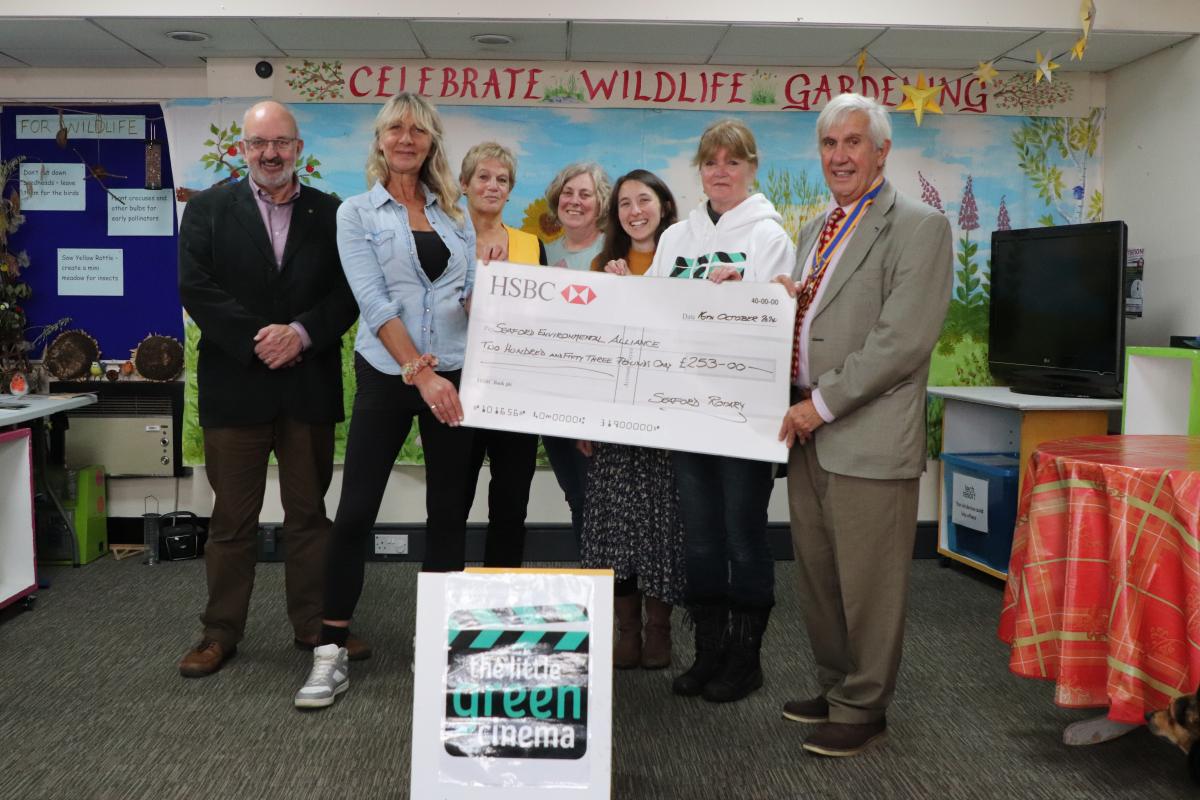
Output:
[462, 262, 794, 463]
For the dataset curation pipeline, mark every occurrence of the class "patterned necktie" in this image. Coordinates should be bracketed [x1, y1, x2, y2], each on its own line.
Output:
[791, 207, 846, 384]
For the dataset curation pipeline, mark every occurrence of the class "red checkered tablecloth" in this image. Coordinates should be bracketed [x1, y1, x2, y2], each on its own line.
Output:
[998, 435, 1200, 724]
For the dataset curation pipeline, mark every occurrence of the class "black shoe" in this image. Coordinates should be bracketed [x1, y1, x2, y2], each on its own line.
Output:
[701, 605, 771, 703]
[672, 650, 726, 696]
[782, 696, 830, 723]
[671, 599, 728, 697]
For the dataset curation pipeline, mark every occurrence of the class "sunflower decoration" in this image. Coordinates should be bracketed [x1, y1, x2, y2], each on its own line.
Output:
[520, 197, 562, 242]
[132, 333, 185, 381]
[42, 329, 100, 381]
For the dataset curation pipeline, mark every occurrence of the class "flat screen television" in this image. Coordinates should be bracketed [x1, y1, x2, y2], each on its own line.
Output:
[988, 221, 1127, 399]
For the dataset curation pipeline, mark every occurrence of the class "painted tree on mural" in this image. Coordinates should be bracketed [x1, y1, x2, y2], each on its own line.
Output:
[287, 60, 346, 102]
[1012, 107, 1104, 226]
[175, 121, 329, 202]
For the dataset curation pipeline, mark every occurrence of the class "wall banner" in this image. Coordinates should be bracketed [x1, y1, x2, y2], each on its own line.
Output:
[273, 58, 1103, 117]
[411, 571, 613, 798]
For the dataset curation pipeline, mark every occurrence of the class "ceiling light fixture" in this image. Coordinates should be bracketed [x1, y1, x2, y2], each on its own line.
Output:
[165, 30, 210, 43]
[471, 33, 514, 46]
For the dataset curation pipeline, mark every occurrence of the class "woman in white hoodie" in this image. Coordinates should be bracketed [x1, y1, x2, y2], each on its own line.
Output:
[645, 118, 796, 703]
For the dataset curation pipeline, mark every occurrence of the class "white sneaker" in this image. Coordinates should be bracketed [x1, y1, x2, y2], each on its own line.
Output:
[294, 644, 349, 709]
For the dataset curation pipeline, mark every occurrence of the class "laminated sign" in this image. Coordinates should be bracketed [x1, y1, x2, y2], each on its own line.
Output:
[411, 571, 613, 798]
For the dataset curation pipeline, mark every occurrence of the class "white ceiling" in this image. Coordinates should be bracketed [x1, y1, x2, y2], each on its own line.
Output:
[0, 17, 1190, 72]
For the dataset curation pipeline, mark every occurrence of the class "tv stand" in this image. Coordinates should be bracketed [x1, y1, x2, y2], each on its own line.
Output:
[928, 386, 1122, 579]
[1008, 385, 1122, 400]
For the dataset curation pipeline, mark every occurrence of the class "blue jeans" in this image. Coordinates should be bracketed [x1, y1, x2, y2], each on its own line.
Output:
[671, 451, 775, 607]
[542, 435, 588, 548]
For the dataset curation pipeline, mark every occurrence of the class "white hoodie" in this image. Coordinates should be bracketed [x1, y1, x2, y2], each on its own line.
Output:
[645, 193, 796, 282]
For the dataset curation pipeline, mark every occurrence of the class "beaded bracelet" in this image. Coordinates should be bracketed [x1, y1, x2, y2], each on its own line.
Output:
[400, 353, 439, 385]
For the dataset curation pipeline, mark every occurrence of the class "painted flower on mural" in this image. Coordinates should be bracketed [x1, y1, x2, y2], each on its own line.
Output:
[957, 175, 979, 232]
[540, 74, 586, 104]
[992, 72, 1074, 114]
[918, 171, 944, 213]
[996, 195, 1011, 231]
[749, 70, 777, 106]
[287, 60, 346, 102]
[520, 198, 562, 242]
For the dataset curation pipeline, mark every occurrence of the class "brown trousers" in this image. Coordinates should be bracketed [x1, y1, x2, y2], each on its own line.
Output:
[200, 419, 334, 648]
[787, 440, 919, 724]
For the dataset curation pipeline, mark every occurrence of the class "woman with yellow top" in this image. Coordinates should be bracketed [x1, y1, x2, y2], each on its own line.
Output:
[459, 142, 546, 566]
[579, 169, 685, 670]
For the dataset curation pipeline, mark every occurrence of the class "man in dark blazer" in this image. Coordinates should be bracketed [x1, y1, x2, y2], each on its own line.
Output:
[177, 101, 360, 678]
[776, 93, 952, 755]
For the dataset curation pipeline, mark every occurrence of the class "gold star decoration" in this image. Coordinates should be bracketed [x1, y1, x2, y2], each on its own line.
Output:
[974, 60, 1000, 87]
[1080, 0, 1096, 38]
[856, 49, 868, 77]
[1034, 49, 1060, 84]
[895, 73, 943, 126]
[1070, 35, 1088, 61]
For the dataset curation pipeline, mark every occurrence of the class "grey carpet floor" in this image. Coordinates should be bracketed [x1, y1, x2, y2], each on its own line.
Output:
[0, 557, 1192, 799]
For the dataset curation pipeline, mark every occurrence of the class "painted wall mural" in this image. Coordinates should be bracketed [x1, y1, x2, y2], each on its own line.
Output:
[164, 93, 1104, 465]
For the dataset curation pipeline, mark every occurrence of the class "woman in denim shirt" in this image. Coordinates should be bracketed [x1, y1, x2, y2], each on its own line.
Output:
[295, 93, 475, 709]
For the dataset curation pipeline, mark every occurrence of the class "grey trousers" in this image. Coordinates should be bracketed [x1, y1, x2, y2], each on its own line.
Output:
[787, 440, 919, 724]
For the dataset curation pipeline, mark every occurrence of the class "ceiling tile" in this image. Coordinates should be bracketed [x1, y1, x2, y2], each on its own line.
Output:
[0, 19, 131, 51]
[0, 52, 30, 67]
[410, 20, 567, 60]
[254, 18, 423, 56]
[714, 25, 884, 66]
[869, 27, 1038, 69]
[1015, 30, 1192, 70]
[136, 51, 208, 68]
[2, 48, 158, 68]
[93, 17, 283, 56]
[571, 22, 726, 64]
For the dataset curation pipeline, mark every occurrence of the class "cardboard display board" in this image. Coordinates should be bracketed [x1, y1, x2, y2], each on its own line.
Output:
[411, 570, 613, 798]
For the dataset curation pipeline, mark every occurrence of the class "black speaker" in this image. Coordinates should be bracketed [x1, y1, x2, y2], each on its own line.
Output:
[158, 511, 207, 561]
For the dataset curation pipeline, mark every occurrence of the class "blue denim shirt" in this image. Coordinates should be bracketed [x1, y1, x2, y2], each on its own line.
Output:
[337, 181, 476, 373]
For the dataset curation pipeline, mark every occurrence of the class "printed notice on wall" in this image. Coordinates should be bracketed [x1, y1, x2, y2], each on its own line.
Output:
[951, 472, 989, 533]
[1125, 247, 1144, 319]
[19, 163, 86, 211]
[58, 249, 124, 297]
[108, 189, 174, 236]
[15, 114, 145, 140]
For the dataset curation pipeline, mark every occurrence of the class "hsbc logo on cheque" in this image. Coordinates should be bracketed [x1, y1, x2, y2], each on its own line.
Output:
[562, 285, 596, 305]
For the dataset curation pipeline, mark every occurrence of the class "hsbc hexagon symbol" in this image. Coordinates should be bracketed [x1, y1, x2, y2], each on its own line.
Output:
[562, 284, 597, 305]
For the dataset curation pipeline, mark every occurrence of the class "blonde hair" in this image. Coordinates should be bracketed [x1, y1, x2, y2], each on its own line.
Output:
[544, 161, 612, 231]
[459, 142, 518, 188]
[365, 93, 463, 225]
[692, 118, 759, 168]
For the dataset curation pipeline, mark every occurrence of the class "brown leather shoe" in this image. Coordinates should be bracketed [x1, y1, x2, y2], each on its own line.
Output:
[613, 593, 643, 670]
[801, 719, 888, 757]
[782, 696, 830, 723]
[294, 633, 373, 661]
[641, 596, 673, 670]
[178, 639, 236, 678]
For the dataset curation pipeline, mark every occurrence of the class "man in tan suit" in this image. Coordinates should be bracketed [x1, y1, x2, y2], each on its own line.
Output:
[776, 93, 952, 756]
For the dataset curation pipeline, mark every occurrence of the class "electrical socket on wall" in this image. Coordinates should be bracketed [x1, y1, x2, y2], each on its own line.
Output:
[374, 533, 408, 556]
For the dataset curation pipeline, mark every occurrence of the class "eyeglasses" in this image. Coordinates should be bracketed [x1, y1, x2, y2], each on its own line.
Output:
[243, 137, 298, 152]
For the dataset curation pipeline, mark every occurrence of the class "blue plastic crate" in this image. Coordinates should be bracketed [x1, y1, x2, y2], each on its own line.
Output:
[942, 452, 1020, 573]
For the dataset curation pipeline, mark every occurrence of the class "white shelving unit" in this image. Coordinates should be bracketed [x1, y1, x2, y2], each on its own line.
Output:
[929, 386, 1122, 579]
[0, 429, 35, 610]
